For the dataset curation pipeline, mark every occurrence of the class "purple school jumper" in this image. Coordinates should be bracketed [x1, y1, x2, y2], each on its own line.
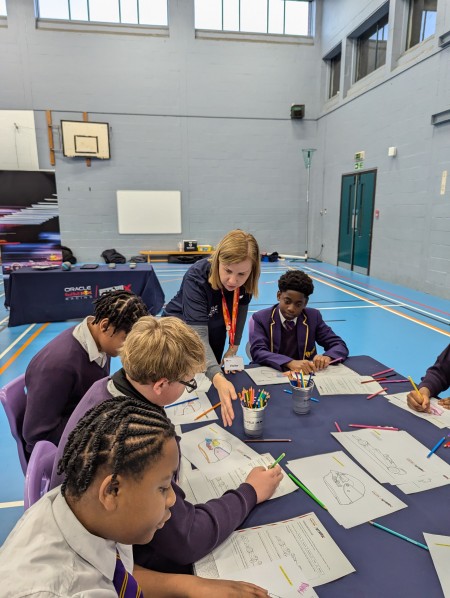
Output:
[419, 343, 450, 397]
[250, 305, 349, 371]
[23, 326, 110, 454]
[50, 376, 257, 574]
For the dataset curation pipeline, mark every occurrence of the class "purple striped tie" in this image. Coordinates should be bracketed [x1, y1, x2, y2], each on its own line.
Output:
[285, 320, 295, 331]
[113, 551, 144, 598]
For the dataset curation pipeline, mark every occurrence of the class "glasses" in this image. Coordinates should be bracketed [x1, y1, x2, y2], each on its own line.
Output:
[178, 377, 197, 393]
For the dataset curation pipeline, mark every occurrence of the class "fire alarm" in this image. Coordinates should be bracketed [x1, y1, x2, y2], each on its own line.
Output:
[290, 104, 305, 119]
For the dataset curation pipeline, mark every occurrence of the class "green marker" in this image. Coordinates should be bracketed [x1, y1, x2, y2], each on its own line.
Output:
[269, 452, 286, 469]
[287, 472, 327, 510]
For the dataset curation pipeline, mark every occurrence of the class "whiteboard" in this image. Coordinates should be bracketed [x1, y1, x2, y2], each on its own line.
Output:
[0, 110, 39, 170]
[117, 190, 181, 234]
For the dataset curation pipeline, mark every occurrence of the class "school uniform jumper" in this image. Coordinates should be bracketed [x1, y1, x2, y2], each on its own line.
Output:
[250, 305, 349, 370]
[419, 343, 450, 397]
[163, 258, 251, 380]
[0, 487, 133, 597]
[50, 372, 258, 574]
[23, 324, 110, 454]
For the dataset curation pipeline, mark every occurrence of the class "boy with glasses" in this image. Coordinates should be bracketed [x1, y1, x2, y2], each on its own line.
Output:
[50, 316, 282, 588]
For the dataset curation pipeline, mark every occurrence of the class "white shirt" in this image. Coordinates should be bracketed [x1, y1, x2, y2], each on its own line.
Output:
[278, 309, 298, 330]
[73, 316, 108, 367]
[0, 487, 134, 597]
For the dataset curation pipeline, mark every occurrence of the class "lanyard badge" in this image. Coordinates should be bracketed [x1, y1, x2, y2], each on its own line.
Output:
[221, 288, 239, 346]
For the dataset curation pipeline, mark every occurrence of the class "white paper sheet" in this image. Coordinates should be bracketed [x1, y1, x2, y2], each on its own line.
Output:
[314, 363, 358, 377]
[287, 451, 407, 528]
[223, 560, 319, 598]
[179, 423, 260, 478]
[194, 512, 355, 586]
[387, 392, 450, 429]
[165, 391, 218, 425]
[424, 533, 450, 597]
[245, 367, 290, 386]
[332, 429, 450, 492]
[178, 453, 297, 503]
[313, 375, 385, 395]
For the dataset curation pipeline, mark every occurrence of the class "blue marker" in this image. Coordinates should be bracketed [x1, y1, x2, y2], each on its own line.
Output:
[427, 436, 446, 458]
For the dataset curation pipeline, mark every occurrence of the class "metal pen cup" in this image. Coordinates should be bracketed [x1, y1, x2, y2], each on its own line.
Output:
[291, 379, 315, 415]
[242, 404, 266, 437]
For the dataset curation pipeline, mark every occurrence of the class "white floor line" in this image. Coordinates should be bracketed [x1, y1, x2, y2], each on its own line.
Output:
[248, 304, 382, 313]
[304, 266, 450, 326]
[0, 324, 36, 360]
[0, 501, 24, 509]
[0, 315, 9, 325]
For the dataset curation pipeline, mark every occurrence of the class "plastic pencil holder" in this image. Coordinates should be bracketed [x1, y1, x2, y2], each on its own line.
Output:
[242, 404, 266, 437]
[291, 379, 315, 415]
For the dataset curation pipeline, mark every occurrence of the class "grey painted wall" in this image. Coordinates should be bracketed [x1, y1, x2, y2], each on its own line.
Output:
[1, 0, 449, 299]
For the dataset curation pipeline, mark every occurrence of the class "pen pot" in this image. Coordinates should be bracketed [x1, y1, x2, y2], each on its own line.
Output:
[291, 380, 315, 415]
[241, 404, 266, 437]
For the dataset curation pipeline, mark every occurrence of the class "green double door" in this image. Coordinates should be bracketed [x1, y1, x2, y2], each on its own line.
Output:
[338, 170, 376, 275]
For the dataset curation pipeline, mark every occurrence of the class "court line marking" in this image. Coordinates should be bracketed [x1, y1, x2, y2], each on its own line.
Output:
[0, 324, 36, 360]
[0, 501, 24, 509]
[0, 316, 9, 326]
[0, 323, 50, 375]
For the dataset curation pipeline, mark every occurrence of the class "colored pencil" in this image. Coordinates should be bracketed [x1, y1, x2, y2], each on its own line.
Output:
[367, 387, 387, 400]
[408, 376, 420, 394]
[310, 397, 320, 403]
[165, 396, 199, 409]
[244, 439, 292, 443]
[269, 453, 286, 468]
[328, 357, 344, 365]
[334, 421, 342, 432]
[382, 380, 409, 384]
[283, 389, 293, 394]
[369, 521, 429, 551]
[287, 473, 327, 510]
[361, 378, 386, 384]
[371, 368, 394, 377]
[427, 436, 446, 458]
[349, 424, 399, 431]
[194, 401, 221, 421]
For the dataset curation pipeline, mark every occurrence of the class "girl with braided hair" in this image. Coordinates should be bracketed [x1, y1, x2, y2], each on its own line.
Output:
[0, 396, 179, 596]
[23, 289, 148, 455]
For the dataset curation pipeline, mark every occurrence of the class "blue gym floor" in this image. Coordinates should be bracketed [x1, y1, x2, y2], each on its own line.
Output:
[0, 260, 449, 544]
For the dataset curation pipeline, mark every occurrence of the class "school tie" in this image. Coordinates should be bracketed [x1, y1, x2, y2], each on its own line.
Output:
[285, 320, 295, 331]
[113, 550, 144, 598]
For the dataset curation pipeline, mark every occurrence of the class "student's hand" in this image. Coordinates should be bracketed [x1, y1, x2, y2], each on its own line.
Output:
[407, 387, 431, 413]
[193, 578, 269, 597]
[245, 465, 283, 504]
[438, 397, 450, 410]
[213, 373, 237, 427]
[222, 345, 239, 374]
[286, 359, 316, 374]
[313, 354, 332, 370]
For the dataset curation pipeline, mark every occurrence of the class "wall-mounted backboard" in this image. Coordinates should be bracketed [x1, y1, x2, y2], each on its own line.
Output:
[61, 120, 110, 159]
[117, 190, 181, 234]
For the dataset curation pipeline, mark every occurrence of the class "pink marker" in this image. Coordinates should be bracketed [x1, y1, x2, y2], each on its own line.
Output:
[367, 387, 388, 400]
[371, 368, 394, 377]
[328, 357, 344, 365]
[334, 421, 342, 432]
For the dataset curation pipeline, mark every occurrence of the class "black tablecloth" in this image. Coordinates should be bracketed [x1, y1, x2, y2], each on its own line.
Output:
[184, 356, 450, 597]
[5, 264, 165, 327]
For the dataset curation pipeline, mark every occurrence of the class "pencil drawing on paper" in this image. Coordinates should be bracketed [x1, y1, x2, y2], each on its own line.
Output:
[173, 400, 201, 417]
[324, 471, 365, 504]
[198, 437, 232, 463]
[355, 437, 407, 476]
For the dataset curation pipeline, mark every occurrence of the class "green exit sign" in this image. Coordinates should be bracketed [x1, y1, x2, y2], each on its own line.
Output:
[354, 161, 364, 170]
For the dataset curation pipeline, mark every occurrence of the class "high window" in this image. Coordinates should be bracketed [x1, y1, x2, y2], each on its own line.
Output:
[35, 0, 168, 26]
[356, 13, 388, 81]
[194, 0, 311, 36]
[0, 0, 7, 16]
[327, 48, 341, 98]
[406, 0, 437, 49]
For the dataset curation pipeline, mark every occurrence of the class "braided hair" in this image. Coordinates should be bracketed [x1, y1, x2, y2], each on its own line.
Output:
[92, 290, 148, 334]
[58, 396, 175, 499]
[278, 270, 314, 297]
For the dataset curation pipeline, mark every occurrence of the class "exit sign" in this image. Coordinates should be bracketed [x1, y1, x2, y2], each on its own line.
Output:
[354, 161, 364, 170]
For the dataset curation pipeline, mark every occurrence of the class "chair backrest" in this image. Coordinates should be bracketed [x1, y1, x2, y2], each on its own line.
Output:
[24, 440, 57, 510]
[0, 374, 28, 474]
[245, 315, 255, 360]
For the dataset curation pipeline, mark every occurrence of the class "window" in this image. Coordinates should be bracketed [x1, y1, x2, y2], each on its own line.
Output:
[356, 13, 388, 81]
[328, 49, 341, 98]
[35, 0, 168, 26]
[0, 0, 7, 16]
[406, 0, 437, 49]
[195, 0, 311, 36]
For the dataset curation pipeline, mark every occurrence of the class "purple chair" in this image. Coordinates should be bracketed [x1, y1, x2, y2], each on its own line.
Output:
[24, 440, 57, 509]
[245, 315, 255, 360]
[0, 374, 28, 474]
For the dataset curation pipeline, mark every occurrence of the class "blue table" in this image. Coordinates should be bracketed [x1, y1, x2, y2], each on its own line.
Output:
[5, 264, 165, 326]
[184, 357, 450, 597]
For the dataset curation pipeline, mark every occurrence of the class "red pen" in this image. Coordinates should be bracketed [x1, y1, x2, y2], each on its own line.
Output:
[367, 387, 388, 400]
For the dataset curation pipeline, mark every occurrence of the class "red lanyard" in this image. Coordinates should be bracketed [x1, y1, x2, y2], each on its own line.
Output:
[221, 288, 239, 346]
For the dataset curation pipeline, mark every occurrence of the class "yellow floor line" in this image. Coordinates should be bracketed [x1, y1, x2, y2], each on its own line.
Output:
[0, 323, 50, 375]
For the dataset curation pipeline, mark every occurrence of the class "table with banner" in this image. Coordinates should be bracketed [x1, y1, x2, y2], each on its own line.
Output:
[5, 264, 165, 327]
[180, 356, 450, 597]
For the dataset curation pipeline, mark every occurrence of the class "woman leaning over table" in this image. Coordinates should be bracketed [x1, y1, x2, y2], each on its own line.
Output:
[163, 229, 260, 427]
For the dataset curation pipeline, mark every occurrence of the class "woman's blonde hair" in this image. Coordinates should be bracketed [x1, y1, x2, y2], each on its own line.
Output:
[120, 316, 206, 384]
[208, 229, 260, 298]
